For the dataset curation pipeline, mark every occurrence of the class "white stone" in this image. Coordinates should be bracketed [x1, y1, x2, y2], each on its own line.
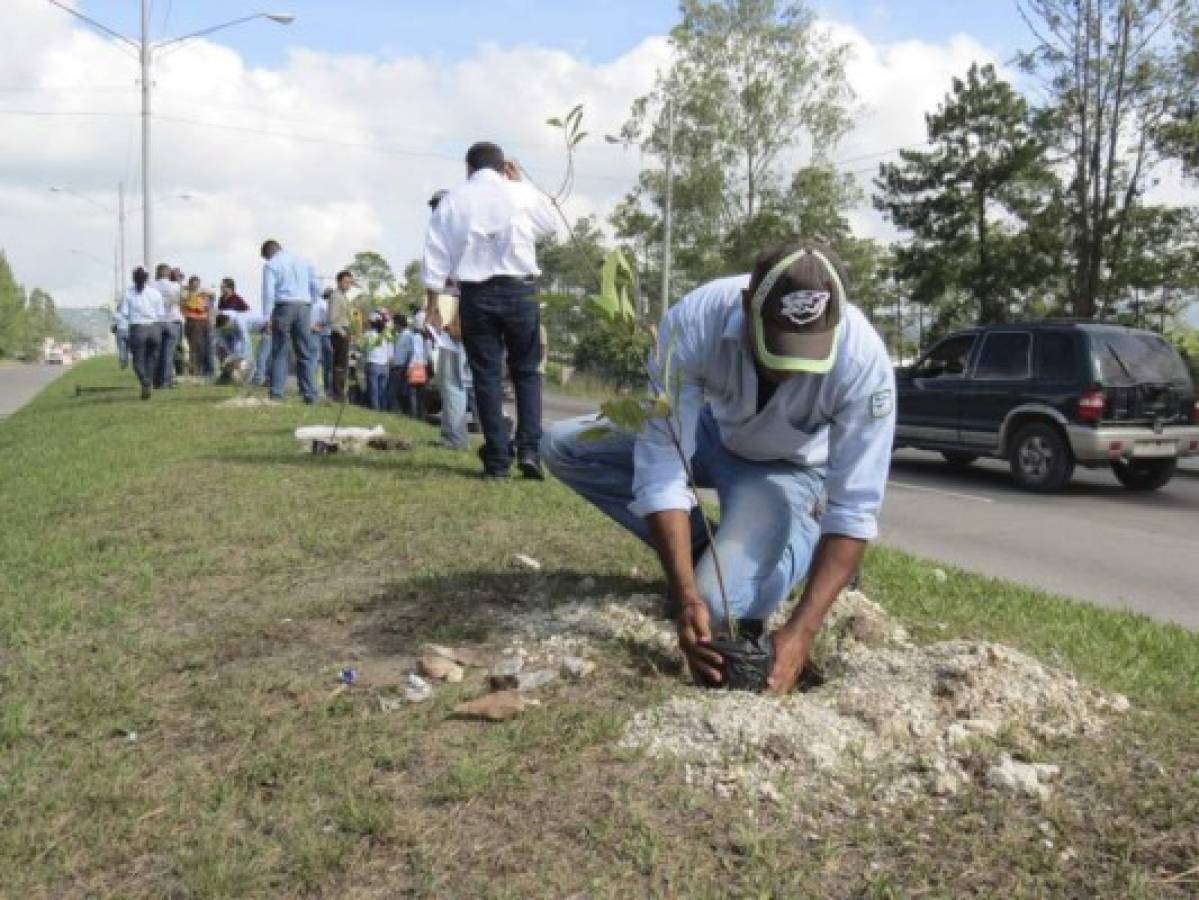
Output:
[511, 553, 542, 571]
[932, 568, 948, 582]
[404, 673, 433, 703]
[560, 656, 597, 680]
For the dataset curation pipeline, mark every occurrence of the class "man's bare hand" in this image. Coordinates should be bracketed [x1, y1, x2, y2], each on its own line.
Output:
[677, 597, 723, 685]
[502, 159, 522, 181]
[766, 623, 813, 695]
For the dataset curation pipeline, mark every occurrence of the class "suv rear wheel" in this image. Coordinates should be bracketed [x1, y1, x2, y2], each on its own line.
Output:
[941, 451, 979, 468]
[1111, 458, 1176, 491]
[1009, 422, 1075, 492]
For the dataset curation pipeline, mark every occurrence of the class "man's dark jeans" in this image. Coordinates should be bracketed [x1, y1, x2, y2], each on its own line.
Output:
[459, 278, 541, 475]
[128, 324, 162, 390]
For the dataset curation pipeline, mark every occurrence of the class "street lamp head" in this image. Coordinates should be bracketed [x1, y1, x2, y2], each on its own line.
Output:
[266, 14, 295, 24]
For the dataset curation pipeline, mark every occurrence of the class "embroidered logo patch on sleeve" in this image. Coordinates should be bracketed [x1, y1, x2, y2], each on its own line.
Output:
[870, 389, 894, 419]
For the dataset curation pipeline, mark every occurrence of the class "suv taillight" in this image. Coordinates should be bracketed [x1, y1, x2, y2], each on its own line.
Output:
[1078, 389, 1106, 423]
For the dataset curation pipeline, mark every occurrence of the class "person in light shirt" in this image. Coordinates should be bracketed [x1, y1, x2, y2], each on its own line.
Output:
[260, 239, 321, 403]
[116, 266, 166, 401]
[153, 263, 182, 389]
[422, 141, 558, 480]
[542, 242, 897, 695]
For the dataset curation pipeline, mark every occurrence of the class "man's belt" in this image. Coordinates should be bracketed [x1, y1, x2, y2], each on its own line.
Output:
[459, 275, 537, 289]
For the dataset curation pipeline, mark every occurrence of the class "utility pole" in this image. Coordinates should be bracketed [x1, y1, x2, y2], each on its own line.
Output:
[47, 2, 294, 271]
[140, 0, 152, 268]
[118, 181, 126, 286]
[660, 99, 675, 320]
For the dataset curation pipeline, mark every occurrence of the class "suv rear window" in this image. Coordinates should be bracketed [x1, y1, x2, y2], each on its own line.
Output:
[1090, 331, 1191, 386]
[974, 332, 1031, 379]
[1035, 332, 1079, 381]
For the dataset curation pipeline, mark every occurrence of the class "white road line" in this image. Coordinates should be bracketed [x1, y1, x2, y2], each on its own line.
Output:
[888, 480, 996, 504]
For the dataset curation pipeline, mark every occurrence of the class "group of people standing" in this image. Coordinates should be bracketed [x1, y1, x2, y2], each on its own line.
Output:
[113, 264, 253, 399]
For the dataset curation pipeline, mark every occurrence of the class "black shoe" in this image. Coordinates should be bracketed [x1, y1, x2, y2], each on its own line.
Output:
[517, 453, 544, 480]
[140, 386, 151, 401]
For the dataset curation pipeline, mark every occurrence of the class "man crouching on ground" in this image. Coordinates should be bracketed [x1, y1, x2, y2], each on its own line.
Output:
[542, 241, 895, 694]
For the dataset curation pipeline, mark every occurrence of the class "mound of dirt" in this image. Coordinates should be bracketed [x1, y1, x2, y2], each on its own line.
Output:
[511, 591, 1128, 805]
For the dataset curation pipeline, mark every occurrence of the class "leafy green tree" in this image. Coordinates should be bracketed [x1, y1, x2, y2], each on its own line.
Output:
[1155, 8, 1199, 176]
[398, 260, 425, 312]
[537, 216, 608, 296]
[346, 251, 396, 301]
[615, 0, 854, 300]
[1016, 0, 1195, 316]
[874, 63, 1059, 324]
[0, 252, 28, 358]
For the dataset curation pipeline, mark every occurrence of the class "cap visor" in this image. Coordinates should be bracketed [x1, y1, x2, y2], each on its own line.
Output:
[761, 326, 838, 373]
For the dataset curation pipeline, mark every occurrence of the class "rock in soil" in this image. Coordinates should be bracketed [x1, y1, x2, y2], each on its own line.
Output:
[984, 755, 1059, 801]
[488, 656, 525, 690]
[454, 691, 527, 722]
[417, 656, 465, 682]
[513, 668, 558, 692]
[511, 553, 543, 572]
[403, 673, 433, 703]
[560, 656, 597, 680]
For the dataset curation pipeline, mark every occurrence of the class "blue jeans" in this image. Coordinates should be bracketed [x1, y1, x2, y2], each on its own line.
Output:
[366, 362, 390, 410]
[128, 324, 162, 390]
[268, 303, 316, 402]
[157, 321, 181, 387]
[313, 332, 334, 395]
[116, 329, 129, 369]
[252, 332, 271, 384]
[438, 348, 470, 449]
[459, 279, 541, 474]
[542, 407, 825, 624]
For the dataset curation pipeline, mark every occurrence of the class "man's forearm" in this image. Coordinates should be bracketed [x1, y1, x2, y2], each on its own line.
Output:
[784, 534, 866, 637]
[646, 509, 699, 604]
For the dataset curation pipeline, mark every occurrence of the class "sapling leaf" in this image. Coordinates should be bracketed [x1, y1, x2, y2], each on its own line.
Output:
[599, 397, 648, 431]
[546, 116, 564, 127]
[578, 425, 613, 443]
[571, 131, 589, 147]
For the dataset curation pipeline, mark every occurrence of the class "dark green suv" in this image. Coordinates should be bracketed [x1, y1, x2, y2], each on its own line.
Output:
[895, 322, 1199, 492]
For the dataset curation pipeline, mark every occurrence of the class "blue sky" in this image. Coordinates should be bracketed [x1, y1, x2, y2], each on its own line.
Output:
[75, 0, 1030, 67]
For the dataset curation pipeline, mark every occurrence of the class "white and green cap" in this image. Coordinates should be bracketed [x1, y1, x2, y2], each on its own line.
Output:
[749, 244, 845, 374]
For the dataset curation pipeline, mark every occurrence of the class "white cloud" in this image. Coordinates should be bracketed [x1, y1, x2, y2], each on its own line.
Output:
[2, 0, 1019, 308]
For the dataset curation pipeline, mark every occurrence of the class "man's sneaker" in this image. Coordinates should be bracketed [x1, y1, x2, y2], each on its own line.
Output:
[140, 386, 151, 401]
[517, 453, 544, 481]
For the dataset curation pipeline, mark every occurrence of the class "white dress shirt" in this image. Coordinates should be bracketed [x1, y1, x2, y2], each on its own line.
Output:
[630, 275, 897, 542]
[422, 168, 558, 289]
[118, 285, 166, 327]
[156, 278, 183, 324]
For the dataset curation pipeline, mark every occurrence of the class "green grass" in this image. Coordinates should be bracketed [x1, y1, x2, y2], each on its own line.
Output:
[1, 357, 1196, 898]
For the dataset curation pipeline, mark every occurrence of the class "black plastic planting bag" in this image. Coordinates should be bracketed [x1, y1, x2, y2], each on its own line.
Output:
[705, 631, 775, 693]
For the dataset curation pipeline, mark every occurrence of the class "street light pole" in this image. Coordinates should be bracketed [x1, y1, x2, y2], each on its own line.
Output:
[46, 1, 294, 270]
[660, 99, 675, 321]
[140, 0, 152, 269]
[118, 181, 126, 286]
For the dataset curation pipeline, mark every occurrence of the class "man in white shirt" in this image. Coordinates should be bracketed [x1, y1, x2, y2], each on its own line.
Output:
[542, 242, 896, 694]
[422, 141, 558, 480]
[153, 263, 183, 389]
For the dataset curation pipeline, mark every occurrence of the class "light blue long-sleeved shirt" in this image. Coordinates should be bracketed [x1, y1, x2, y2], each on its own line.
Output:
[117, 285, 165, 327]
[630, 275, 896, 541]
[260, 249, 320, 317]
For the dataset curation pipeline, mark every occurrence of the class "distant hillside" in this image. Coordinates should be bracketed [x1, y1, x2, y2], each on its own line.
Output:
[58, 307, 113, 343]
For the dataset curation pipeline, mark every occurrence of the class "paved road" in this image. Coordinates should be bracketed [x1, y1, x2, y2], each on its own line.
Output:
[0, 363, 67, 421]
[538, 394, 1198, 629]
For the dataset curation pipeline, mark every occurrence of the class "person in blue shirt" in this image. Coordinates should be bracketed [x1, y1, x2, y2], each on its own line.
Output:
[260, 239, 321, 403]
[542, 241, 896, 695]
